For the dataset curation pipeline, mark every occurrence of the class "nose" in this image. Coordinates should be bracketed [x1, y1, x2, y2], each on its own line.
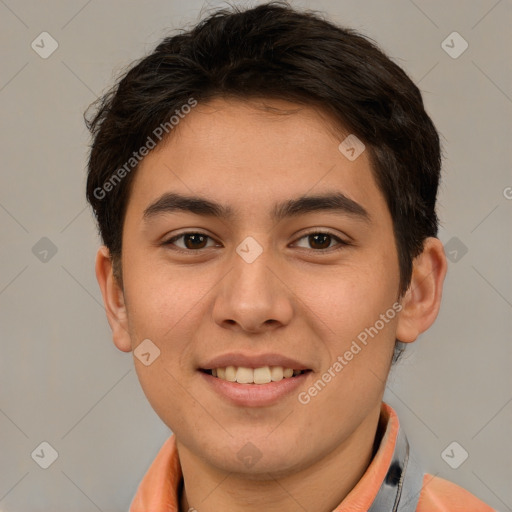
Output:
[211, 242, 294, 334]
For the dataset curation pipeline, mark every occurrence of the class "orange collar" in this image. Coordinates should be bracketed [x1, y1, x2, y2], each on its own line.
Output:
[129, 402, 404, 512]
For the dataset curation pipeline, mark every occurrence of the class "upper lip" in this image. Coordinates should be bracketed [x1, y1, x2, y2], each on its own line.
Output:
[200, 352, 311, 371]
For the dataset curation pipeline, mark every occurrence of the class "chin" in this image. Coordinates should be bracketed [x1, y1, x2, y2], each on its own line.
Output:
[212, 452, 307, 480]
[199, 433, 308, 477]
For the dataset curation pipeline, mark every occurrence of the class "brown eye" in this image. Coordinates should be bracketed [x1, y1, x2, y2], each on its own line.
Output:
[308, 233, 332, 250]
[164, 232, 217, 251]
[294, 231, 348, 251]
[183, 233, 208, 249]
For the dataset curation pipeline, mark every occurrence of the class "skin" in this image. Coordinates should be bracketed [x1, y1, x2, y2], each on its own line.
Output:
[96, 98, 447, 512]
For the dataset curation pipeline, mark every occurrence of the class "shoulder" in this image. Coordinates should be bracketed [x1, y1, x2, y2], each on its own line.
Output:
[417, 473, 495, 511]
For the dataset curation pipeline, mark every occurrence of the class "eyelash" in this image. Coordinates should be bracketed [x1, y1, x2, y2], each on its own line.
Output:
[162, 230, 350, 254]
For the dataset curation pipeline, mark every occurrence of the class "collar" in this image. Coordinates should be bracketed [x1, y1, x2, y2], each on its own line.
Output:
[129, 402, 422, 512]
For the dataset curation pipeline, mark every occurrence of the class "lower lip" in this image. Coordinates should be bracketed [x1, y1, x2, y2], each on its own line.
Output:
[199, 371, 311, 407]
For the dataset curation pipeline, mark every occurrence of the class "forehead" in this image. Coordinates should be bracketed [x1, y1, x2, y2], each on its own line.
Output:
[126, 97, 388, 222]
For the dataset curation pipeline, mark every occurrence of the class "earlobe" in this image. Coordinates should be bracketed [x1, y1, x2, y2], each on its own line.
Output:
[395, 237, 447, 343]
[95, 246, 133, 352]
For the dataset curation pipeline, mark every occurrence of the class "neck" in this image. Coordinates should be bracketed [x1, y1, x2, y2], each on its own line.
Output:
[177, 405, 382, 512]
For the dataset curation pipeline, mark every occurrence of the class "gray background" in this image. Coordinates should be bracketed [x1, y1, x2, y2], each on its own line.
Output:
[1, 0, 511, 510]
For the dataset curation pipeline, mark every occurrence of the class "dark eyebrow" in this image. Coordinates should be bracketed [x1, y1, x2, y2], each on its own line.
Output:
[273, 192, 370, 222]
[143, 192, 370, 223]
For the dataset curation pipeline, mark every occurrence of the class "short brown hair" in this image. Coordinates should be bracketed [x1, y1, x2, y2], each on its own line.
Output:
[85, 1, 441, 299]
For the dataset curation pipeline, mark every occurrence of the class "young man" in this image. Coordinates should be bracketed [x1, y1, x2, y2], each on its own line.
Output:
[85, 2, 494, 511]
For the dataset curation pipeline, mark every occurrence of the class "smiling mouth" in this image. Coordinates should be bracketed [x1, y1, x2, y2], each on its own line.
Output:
[200, 366, 311, 384]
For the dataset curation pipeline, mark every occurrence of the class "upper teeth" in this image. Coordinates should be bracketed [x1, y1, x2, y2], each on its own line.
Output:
[211, 366, 303, 384]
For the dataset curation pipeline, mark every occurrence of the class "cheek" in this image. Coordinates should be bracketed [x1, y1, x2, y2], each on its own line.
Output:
[123, 258, 209, 341]
[294, 263, 398, 427]
[293, 259, 399, 407]
[122, 258, 226, 407]
[132, 356, 197, 436]
[293, 258, 398, 343]
[123, 263, 207, 428]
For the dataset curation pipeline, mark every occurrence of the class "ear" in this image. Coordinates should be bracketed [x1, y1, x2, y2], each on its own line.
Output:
[95, 246, 132, 352]
[396, 237, 447, 343]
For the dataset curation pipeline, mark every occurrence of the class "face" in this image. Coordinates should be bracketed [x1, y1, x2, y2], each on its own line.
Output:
[113, 98, 403, 476]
